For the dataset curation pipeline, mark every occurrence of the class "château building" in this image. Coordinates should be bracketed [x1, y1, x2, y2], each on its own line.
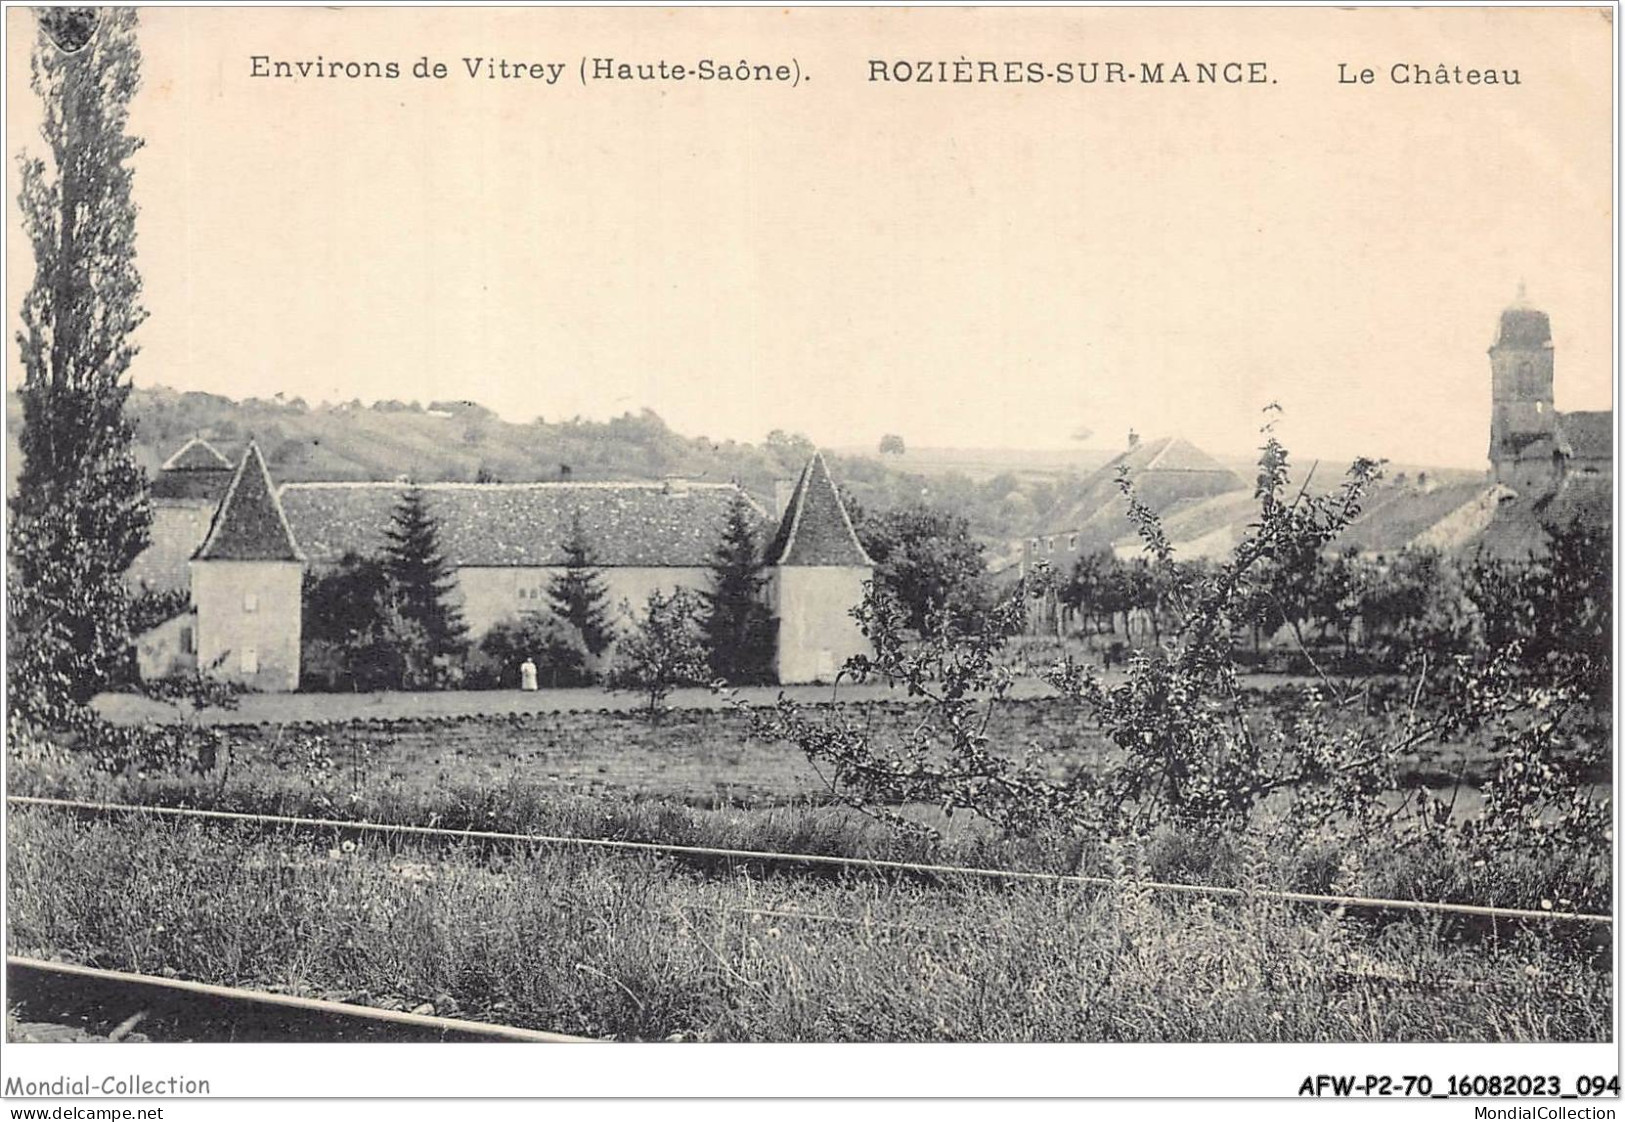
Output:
[132, 443, 873, 691]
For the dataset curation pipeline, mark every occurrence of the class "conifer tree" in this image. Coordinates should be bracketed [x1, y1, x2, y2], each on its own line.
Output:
[10, 9, 152, 724]
[701, 491, 777, 684]
[383, 486, 467, 666]
[547, 509, 614, 656]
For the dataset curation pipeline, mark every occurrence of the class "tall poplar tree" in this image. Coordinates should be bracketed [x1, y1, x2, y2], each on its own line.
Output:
[10, 9, 153, 724]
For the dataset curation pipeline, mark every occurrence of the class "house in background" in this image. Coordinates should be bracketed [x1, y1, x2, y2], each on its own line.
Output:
[127, 436, 237, 596]
[132, 444, 873, 690]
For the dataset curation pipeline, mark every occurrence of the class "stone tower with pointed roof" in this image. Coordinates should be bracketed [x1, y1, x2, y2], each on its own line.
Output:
[765, 451, 874, 683]
[190, 442, 305, 691]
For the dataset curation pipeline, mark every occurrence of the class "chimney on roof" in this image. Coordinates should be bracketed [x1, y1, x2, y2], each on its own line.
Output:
[774, 478, 796, 519]
[1127, 429, 1141, 450]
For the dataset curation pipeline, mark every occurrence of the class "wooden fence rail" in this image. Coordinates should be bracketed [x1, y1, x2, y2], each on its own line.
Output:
[9, 794, 1610, 927]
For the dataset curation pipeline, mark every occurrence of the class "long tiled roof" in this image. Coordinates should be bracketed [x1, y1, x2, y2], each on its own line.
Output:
[278, 481, 771, 568]
[1333, 481, 1491, 554]
[765, 452, 873, 567]
[127, 505, 216, 592]
[1475, 474, 1613, 561]
[1041, 436, 1242, 535]
[1558, 411, 1612, 461]
[194, 443, 304, 562]
[1130, 436, 1234, 476]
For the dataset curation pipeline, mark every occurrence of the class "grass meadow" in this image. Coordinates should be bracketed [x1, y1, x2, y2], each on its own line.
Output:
[8, 809, 1610, 1043]
[6, 692, 1614, 1042]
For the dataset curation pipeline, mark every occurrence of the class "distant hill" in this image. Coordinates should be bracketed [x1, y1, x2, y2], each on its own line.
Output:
[5, 386, 857, 496]
[16, 388, 1563, 567]
[829, 444, 1115, 483]
[5, 387, 1096, 544]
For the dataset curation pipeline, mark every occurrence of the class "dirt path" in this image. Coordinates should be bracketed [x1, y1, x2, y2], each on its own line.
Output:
[93, 678, 1067, 726]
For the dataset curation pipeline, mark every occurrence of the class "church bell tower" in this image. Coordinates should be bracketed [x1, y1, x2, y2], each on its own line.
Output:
[1487, 286, 1557, 486]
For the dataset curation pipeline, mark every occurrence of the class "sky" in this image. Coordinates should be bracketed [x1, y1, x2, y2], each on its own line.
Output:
[5, 6, 1615, 469]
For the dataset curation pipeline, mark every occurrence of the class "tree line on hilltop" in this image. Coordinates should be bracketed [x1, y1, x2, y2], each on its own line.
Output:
[24, 382, 1105, 544]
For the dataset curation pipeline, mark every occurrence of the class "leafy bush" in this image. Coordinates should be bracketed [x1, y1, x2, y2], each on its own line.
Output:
[127, 586, 191, 638]
[300, 551, 456, 691]
[1463, 518, 1611, 704]
[855, 503, 991, 636]
[609, 589, 709, 719]
[471, 612, 591, 689]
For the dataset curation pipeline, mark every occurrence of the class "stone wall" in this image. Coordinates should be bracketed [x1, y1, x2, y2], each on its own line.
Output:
[135, 610, 198, 681]
[126, 503, 215, 593]
[191, 560, 303, 692]
[453, 565, 714, 640]
[771, 566, 871, 684]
